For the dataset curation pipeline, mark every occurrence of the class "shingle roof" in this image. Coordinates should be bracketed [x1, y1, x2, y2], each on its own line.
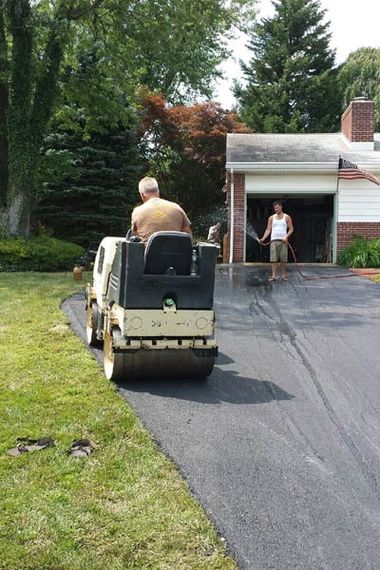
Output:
[226, 133, 380, 164]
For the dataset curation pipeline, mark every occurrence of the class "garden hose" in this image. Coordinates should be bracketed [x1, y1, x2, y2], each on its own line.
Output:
[258, 239, 377, 281]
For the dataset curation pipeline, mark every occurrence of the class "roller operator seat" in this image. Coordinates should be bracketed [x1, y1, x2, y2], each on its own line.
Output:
[143, 231, 193, 275]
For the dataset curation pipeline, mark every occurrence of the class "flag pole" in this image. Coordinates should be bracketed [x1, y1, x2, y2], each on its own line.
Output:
[336, 155, 340, 194]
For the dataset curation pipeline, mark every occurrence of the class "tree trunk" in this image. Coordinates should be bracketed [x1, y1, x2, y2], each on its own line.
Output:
[9, 8, 69, 236]
[0, 1, 8, 211]
[6, 0, 33, 236]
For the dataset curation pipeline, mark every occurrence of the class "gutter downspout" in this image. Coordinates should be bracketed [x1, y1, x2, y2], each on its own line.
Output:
[229, 168, 234, 264]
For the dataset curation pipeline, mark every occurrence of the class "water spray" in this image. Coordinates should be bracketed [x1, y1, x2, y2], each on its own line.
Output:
[245, 221, 364, 282]
[246, 222, 261, 243]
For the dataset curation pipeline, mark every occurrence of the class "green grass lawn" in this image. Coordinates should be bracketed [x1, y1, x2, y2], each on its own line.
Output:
[0, 273, 236, 570]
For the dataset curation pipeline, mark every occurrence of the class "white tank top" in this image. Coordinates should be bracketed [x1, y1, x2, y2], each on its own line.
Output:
[271, 214, 287, 241]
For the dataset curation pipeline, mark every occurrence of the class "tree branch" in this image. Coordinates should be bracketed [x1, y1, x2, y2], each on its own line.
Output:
[67, 0, 107, 21]
[31, 0, 107, 154]
[30, 20, 66, 155]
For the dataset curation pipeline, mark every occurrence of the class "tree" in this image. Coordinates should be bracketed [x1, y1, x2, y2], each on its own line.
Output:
[338, 48, 380, 130]
[0, 2, 8, 208]
[36, 124, 140, 245]
[0, 0, 106, 237]
[0, 0, 256, 238]
[139, 93, 250, 223]
[235, 0, 341, 133]
[108, 0, 257, 103]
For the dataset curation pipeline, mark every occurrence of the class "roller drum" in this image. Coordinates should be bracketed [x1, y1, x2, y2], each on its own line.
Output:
[104, 340, 214, 382]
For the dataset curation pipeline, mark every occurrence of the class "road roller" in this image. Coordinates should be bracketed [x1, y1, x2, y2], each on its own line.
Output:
[85, 231, 218, 381]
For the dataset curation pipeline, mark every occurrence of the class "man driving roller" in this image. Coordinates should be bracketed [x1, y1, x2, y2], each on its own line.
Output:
[131, 177, 192, 242]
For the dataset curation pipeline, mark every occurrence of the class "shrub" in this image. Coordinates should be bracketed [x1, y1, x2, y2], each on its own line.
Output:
[338, 236, 380, 268]
[0, 236, 84, 272]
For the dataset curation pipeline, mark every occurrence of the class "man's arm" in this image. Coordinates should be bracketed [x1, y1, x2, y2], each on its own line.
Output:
[260, 216, 273, 242]
[283, 215, 294, 242]
[131, 208, 138, 234]
[180, 210, 192, 236]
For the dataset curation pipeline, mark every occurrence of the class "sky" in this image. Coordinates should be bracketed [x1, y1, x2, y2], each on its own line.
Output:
[215, 0, 380, 109]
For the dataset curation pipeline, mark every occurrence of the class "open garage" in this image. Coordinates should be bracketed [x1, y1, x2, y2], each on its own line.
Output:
[246, 194, 335, 263]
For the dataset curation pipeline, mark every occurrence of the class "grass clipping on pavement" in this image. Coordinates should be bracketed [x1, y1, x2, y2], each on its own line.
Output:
[0, 273, 235, 570]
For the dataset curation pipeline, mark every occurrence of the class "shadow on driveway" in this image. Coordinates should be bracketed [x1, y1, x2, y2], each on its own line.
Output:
[116, 365, 294, 405]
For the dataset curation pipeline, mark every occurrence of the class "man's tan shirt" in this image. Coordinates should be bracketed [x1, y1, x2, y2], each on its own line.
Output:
[131, 197, 192, 242]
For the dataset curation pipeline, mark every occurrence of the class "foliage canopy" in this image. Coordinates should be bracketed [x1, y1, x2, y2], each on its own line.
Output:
[338, 48, 380, 130]
[235, 0, 340, 133]
[139, 92, 249, 230]
[0, 0, 256, 238]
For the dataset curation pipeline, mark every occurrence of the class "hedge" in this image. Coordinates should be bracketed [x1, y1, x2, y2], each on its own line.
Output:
[0, 236, 84, 272]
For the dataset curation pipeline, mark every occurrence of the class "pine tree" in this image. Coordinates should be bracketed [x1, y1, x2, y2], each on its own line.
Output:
[35, 126, 140, 246]
[235, 0, 341, 133]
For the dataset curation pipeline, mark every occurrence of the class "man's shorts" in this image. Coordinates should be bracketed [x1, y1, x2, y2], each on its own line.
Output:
[270, 240, 288, 262]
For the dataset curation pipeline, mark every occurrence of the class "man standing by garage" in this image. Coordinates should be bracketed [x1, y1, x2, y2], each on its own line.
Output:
[260, 201, 294, 281]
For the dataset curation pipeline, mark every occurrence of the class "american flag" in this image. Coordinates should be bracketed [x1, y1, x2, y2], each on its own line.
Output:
[338, 157, 380, 186]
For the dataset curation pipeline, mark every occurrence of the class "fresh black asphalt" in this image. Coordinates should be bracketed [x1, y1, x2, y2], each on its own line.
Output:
[62, 266, 380, 570]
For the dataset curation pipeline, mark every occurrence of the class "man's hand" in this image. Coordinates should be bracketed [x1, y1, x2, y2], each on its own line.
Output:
[282, 236, 288, 243]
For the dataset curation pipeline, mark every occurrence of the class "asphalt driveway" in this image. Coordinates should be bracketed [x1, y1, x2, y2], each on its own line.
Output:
[63, 265, 380, 570]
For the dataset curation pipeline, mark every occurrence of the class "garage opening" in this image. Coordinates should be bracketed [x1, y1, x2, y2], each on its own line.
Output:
[246, 195, 334, 263]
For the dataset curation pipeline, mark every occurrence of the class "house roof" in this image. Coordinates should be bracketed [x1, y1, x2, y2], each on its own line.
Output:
[226, 133, 380, 166]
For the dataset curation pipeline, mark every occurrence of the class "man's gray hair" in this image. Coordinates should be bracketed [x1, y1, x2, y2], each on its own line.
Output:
[139, 177, 159, 194]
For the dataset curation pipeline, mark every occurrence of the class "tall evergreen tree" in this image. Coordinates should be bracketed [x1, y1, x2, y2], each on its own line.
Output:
[35, 125, 140, 246]
[235, 0, 340, 133]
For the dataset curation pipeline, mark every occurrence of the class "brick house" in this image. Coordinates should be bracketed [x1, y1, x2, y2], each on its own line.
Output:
[225, 99, 380, 263]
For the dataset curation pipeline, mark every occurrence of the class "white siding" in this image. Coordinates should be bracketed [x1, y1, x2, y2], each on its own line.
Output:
[245, 173, 337, 195]
[338, 180, 380, 222]
[245, 172, 380, 221]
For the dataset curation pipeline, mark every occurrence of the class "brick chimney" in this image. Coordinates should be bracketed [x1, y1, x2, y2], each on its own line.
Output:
[341, 98, 375, 150]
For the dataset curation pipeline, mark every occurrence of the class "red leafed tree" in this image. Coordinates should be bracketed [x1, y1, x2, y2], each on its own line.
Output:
[139, 92, 250, 226]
